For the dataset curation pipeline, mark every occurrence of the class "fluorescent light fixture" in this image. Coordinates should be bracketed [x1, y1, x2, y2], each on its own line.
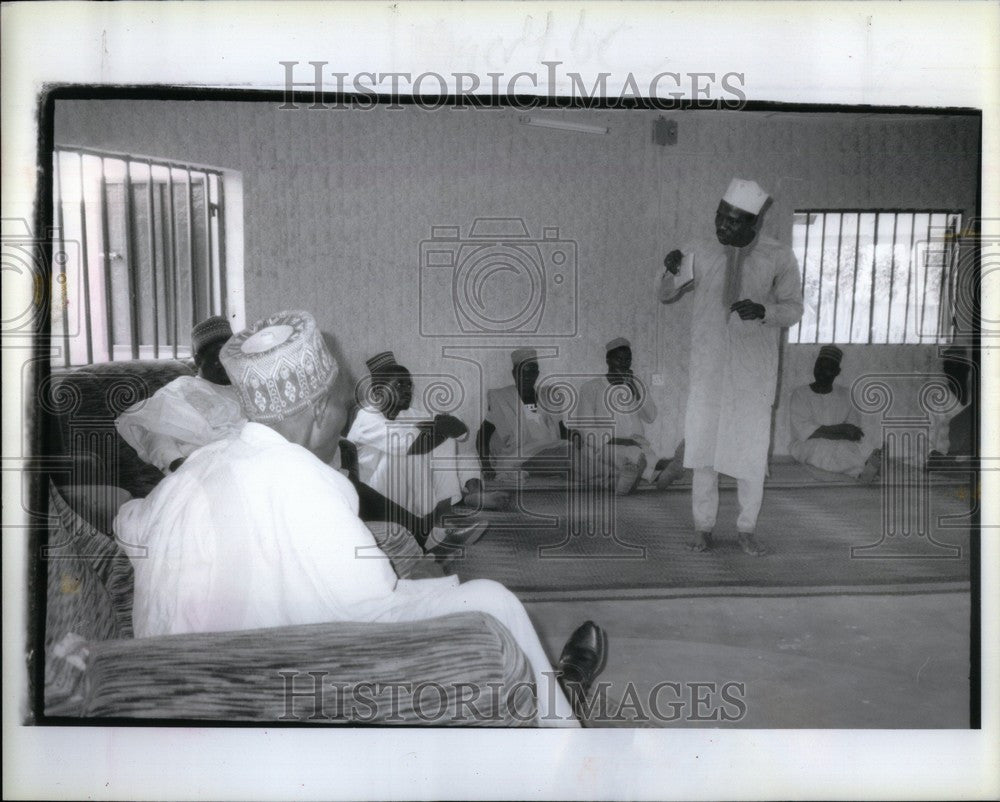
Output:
[519, 115, 610, 135]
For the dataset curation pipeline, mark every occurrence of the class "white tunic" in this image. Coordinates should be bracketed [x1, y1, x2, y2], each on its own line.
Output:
[485, 384, 565, 465]
[347, 406, 479, 517]
[787, 384, 872, 477]
[114, 422, 576, 726]
[659, 236, 803, 480]
[115, 375, 245, 472]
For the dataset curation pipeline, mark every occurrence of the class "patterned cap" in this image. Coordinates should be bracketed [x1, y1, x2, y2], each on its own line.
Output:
[722, 178, 769, 215]
[191, 315, 233, 355]
[365, 351, 398, 375]
[818, 345, 843, 365]
[511, 347, 537, 368]
[605, 336, 631, 353]
[220, 310, 338, 423]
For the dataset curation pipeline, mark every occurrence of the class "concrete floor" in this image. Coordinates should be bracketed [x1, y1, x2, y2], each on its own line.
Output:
[526, 592, 970, 728]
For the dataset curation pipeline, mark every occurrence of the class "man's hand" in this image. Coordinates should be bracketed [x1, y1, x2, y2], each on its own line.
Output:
[730, 299, 766, 320]
[663, 249, 684, 275]
[434, 414, 468, 439]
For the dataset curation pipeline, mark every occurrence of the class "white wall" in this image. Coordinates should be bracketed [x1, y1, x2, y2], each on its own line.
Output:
[54, 100, 980, 455]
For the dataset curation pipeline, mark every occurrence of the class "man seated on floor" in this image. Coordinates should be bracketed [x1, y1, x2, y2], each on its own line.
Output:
[114, 310, 607, 725]
[572, 337, 661, 495]
[116, 315, 246, 475]
[926, 345, 975, 470]
[788, 345, 881, 483]
[348, 351, 509, 523]
[477, 348, 576, 482]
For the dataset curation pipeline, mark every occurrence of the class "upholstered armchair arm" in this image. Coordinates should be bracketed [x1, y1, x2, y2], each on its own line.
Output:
[78, 612, 537, 726]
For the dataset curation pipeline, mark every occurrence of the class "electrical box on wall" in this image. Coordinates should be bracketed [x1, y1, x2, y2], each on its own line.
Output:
[652, 117, 678, 146]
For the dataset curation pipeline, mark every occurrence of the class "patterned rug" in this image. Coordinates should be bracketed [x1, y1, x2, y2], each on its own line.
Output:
[444, 483, 973, 599]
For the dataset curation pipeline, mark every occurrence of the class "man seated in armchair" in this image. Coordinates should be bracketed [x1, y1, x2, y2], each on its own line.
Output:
[114, 310, 608, 726]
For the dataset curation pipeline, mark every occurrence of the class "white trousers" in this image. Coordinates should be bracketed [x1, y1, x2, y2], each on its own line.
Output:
[692, 467, 764, 534]
[368, 577, 579, 727]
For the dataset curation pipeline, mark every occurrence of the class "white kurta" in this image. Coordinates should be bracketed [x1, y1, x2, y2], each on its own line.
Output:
[485, 384, 565, 466]
[573, 376, 659, 477]
[115, 375, 246, 472]
[347, 406, 480, 517]
[788, 384, 874, 477]
[114, 422, 576, 726]
[659, 236, 803, 481]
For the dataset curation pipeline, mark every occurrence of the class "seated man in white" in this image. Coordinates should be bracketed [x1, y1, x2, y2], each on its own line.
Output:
[348, 351, 508, 522]
[478, 348, 575, 481]
[572, 337, 660, 495]
[788, 345, 881, 483]
[114, 310, 607, 726]
[115, 315, 246, 474]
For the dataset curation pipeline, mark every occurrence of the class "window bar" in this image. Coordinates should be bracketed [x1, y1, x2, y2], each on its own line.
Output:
[144, 160, 159, 358]
[122, 159, 140, 359]
[203, 174, 214, 315]
[938, 215, 958, 341]
[216, 174, 228, 317]
[848, 213, 863, 341]
[167, 168, 180, 359]
[830, 213, 845, 342]
[796, 214, 810, 344]
[99, 158, 116, 362]
[814, 214, 828, 344]
[76, 154, 94, 364]
[884, 212, 899, 344]
[918, 214, 935, 341]
[901, 213, 917, 343]
[867, 213, 881, 344]
[52, 152, 71, 367]
[186, 168, 197, 330]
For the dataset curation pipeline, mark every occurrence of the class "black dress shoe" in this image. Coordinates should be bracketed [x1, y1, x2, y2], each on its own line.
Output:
[557, 620, 608, 693]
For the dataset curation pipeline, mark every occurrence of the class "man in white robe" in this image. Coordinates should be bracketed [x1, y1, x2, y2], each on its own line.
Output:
[572, 337, 660, 495]
[478, 348, 573, 481]
[115, 316, 245, 473]
[115, 310, 607, 726]
[348, 352, 508, 520]
[787, 345, 881, 482]
[658, 178, 803, 555]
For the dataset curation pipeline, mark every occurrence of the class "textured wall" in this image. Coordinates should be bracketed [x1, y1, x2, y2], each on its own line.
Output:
[54, 101, 979, 456]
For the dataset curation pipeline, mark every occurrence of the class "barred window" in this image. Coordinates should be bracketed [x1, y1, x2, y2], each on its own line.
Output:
[51, 147, 227, 365]
[789, 210, 962, 345]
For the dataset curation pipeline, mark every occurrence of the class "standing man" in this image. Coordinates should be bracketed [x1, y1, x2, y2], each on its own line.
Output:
[659, 178, 803, 555]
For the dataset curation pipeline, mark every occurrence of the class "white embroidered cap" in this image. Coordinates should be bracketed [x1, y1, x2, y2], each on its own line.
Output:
[220, 310, 338, 422]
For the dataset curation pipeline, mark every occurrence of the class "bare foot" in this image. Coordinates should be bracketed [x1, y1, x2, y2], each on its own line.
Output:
[686, 531, 714, 552]
[738, 532, 767, 557]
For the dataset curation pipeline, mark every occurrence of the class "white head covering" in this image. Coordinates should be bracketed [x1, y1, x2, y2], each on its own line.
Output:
[722, 178, 769, 215]
[220, 310, 338, 423]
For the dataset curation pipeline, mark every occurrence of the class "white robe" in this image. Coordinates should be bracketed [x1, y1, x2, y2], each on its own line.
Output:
[659, 235, 803, 481]
[484, 384, 566, 466]
[115, 375, 245, 472]
[573, 376, 659, 478]
[347, 406, 480, 517]
[114, 422, 576, 726]
[788, 384, 875, 477]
